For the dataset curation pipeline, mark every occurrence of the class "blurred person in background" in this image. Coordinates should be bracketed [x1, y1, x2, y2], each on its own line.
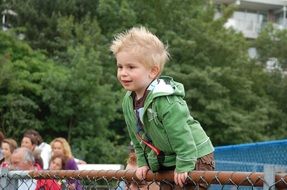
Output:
[0, 138, 18, 168]
[10, 147, 38, 190]
[35, 154, 67, 190]
[24, 129, 85, 169]
[23, 129, 51, 169]
[21, 131, 43, 169]
[0, 131, 5, 159]
[50, 137, 83, 190]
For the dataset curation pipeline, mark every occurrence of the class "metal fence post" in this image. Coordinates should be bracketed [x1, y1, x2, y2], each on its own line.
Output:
[264, 165, 275, 190]
[0, 168, 9, 189]
[264, 164, 287, 190]
[1, 168, 11, 190]
[0, 169, 18, 190]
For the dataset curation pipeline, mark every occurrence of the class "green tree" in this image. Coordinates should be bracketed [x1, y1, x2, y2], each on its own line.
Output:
[41, 45, 125, 163]
[0, 31, 58, 139]
[255, 24, 287, 69]
[254, 24, 287, 139]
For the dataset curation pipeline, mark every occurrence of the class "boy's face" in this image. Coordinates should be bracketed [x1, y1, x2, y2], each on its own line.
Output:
[116, 51, 159, 99]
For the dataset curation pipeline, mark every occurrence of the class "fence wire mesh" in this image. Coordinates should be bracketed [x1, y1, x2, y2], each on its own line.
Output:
[1, 169, 287, 190]
[215, 139, 287, 172]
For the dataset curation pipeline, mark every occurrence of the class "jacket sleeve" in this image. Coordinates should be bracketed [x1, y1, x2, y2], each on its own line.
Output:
[156, 96, 198, 172]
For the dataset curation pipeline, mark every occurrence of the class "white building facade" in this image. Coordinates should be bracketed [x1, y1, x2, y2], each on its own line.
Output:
[214, 0, 287, 38]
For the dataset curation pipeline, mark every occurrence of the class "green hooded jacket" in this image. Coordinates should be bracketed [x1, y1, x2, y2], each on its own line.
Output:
[122, 76, 214, 172]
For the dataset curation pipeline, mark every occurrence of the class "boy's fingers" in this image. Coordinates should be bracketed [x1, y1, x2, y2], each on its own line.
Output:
[141, 170, 145, 178]
[135, 167, 148, 180]
[141, 167, 149, 179]
[135, 170, 141, 180]
[181, 173, 188, 186]
[174, 173, 188, 187]
[174, 173, 180, 186]
[179, 177, 184, 187]
[179, 176, 184, 187]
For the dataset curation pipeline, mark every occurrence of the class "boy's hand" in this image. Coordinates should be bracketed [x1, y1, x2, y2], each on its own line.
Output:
[174, 171, 188, 187]
[135, 166, 149, 180]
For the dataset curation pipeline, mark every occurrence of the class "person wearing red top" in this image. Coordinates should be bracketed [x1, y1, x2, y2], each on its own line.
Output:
[35, 154, 66, 190]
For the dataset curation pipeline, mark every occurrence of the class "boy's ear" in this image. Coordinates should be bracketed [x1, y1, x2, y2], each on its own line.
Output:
[149, 65, 160, 79]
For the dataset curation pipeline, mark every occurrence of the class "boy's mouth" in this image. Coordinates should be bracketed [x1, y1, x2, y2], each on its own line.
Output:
[121, 80, 132, 85]
[121, 79, 132, 82]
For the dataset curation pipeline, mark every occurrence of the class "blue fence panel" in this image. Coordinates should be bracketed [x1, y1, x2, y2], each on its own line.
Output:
[214, 139, 287, 172]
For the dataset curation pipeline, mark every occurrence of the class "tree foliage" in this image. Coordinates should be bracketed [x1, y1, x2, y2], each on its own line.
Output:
[0, 31, 56, 139]
[255, 24, 287, 69]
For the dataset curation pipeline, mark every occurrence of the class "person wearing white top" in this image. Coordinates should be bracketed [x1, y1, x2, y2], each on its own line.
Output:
[38, 142, 52, 169]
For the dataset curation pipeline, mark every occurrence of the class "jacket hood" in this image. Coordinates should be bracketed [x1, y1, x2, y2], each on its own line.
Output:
[149, 76, 185, 98]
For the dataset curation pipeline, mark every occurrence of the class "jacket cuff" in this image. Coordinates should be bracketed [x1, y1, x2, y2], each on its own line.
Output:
[175, 158, 196, 172]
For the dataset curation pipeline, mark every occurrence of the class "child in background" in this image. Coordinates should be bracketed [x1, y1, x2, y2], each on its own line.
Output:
[0, 138, 18, 168]
[110, 26, 215, 189]
[50, 137, 83, 190]
[35, 154, 66, 190]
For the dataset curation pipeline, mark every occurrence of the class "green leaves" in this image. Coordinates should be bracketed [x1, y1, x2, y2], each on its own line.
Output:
[255, 24, 287, 69]
[0, 31, 51, 137]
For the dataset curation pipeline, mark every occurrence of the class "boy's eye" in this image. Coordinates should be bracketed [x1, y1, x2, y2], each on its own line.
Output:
[117, 65, 123, 69]
[128, 65, 136, 69]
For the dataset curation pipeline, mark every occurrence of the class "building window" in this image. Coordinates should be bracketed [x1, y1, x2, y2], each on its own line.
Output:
[225, 11, 265, 38]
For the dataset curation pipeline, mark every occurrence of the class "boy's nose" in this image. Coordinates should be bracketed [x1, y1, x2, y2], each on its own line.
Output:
[119, 68, 128, 76]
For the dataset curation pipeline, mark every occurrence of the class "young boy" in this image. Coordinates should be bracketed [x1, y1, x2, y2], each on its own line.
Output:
[110, 26, 214, 189]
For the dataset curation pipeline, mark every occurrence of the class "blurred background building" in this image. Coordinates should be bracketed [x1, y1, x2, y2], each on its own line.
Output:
[214, 0, 287, 39]
[214, 0, 287, 74]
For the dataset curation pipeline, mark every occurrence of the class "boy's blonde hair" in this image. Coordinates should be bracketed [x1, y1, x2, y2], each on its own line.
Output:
[110, 26, 169, 73]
